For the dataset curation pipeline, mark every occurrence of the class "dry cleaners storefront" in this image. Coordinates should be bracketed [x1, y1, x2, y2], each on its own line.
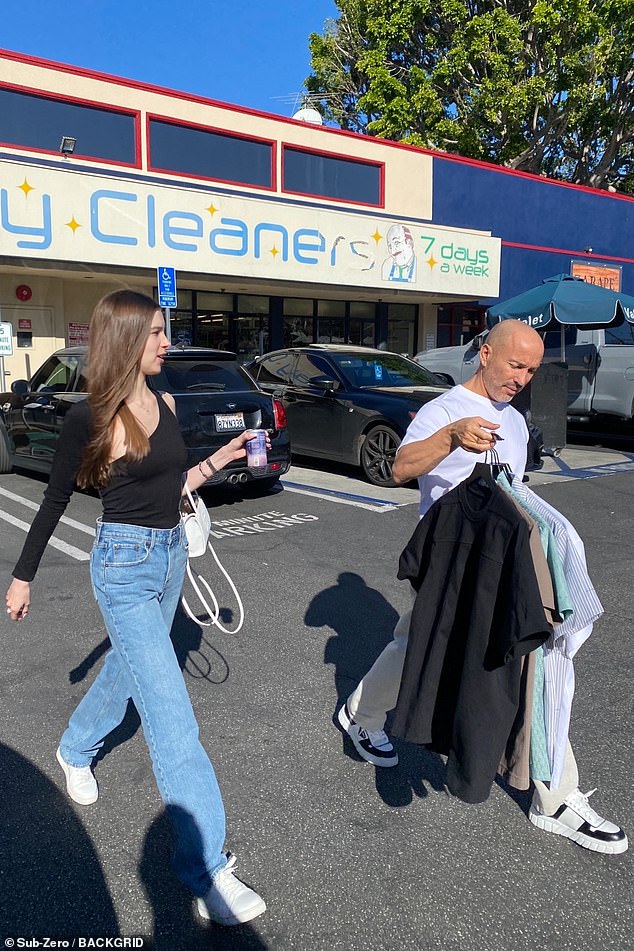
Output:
[0, 49, 501, 380]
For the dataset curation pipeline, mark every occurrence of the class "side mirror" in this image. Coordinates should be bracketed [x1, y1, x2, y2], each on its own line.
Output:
[11, 379, 29, 396]
[312, 377, 340, 393]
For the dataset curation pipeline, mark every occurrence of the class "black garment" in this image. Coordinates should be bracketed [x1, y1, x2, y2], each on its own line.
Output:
[391, 473, 553, 804]
[13, 395, 188, 582]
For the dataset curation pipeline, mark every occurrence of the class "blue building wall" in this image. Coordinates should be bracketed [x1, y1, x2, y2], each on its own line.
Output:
[431, 155, 634, 303]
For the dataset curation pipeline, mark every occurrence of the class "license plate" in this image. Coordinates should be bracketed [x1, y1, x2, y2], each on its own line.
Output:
[215, 412, 245, 432]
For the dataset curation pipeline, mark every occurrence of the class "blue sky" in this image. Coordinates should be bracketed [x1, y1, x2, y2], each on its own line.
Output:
[1, 0, 339, 117]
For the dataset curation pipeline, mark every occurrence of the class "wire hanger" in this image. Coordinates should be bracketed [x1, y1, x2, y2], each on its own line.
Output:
[486, 445, 514, 483]
[467, 445, 513, 489]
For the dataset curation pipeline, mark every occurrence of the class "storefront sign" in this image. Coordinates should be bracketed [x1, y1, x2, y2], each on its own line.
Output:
[571, 260, 622, 291]
[0, 161, 501, 299]
[68, 321, 90, 345]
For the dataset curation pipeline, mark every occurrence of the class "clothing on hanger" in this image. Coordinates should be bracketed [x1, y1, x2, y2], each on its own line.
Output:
[508, 478, 602, 787]
[392, 473, 553, 803]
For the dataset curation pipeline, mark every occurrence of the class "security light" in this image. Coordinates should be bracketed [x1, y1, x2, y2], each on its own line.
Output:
[59, 136, 77, 156]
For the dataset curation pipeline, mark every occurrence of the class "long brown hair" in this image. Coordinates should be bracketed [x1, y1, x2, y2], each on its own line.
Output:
[76, 290, 160, 488]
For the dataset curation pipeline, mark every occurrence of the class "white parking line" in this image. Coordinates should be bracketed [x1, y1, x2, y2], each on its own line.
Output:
[0, 486, 95, 534]
[280, 480, 408, 511]
[0, 509, 90, 561]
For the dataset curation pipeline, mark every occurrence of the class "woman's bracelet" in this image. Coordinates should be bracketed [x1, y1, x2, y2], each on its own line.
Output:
[198, 456, 218, 479]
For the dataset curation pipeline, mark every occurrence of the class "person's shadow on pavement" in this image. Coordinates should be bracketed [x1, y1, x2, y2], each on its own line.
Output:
[139, 808, 269, 951]
[0, 741, 119, 938]
[305, 572, 446, 809]
[67, 606, 231, 765]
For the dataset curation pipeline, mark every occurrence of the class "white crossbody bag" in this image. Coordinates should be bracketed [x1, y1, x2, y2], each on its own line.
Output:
[180, 482, 244, 633]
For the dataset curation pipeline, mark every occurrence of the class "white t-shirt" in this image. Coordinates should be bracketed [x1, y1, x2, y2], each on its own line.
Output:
[400, 385, 529, 518]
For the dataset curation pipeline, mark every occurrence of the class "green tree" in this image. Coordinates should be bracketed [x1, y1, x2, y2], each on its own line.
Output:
[306, 0, 634, 191]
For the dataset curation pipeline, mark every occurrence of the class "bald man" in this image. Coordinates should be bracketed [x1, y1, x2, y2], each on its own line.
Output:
[336, 320, 627, 854]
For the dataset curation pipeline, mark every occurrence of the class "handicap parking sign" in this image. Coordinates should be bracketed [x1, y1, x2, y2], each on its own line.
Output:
[157, 267, 177, 308]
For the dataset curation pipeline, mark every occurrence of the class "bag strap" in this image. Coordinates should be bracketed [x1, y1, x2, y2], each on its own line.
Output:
[181, 538, 245, 634]
[182, 479, 198, 512]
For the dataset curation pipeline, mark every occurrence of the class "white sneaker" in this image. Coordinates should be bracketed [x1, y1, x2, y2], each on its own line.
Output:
[529, 787, 628, 854]
[196, 854, 266, 926]
[56, 747, 98, 806]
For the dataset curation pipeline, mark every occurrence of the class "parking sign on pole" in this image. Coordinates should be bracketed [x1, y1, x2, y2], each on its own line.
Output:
[0, 321, 14, 393]
[157, 267, 177, 340]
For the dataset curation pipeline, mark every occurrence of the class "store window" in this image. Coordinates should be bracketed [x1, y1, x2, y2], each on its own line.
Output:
[235, 295, 270, 362]
[0, 86, 137, 164]
[282, 146, 382, 205]
[168, 311, 194, 347]
[197, 314, 230, 350]
[283, 298, 314, 346]
[195, 291, 233, 349]
[387, 303, 417, 355]
[349, 302, 376, 346]
[317, 299, 345, 344]
[436, 305, 486, 348]
[149, 118, 274, 188]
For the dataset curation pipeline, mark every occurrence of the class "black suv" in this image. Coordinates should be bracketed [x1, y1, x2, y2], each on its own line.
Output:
[0, 347, 291, 491]
[248, 344, 447, 487]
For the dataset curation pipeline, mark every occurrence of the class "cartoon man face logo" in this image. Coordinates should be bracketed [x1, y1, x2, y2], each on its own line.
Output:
[382, 224, 416, 283]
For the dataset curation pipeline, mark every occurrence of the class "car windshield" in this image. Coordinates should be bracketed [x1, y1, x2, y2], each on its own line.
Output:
[155, 359, 255, 393]
[329, 352, 439, 388]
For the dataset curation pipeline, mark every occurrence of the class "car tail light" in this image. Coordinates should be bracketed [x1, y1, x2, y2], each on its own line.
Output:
[273, 397, 287, 430]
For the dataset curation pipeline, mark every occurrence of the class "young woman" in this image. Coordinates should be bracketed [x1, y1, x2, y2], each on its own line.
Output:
[5, 289, 266, 927]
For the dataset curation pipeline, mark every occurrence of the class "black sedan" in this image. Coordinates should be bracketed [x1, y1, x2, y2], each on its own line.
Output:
[247, 345, 447, 487]
[0, 346, 291, 491]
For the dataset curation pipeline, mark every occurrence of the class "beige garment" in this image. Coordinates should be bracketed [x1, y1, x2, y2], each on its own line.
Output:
[498, 650, 536, 789]
[497, 497, 555, 788]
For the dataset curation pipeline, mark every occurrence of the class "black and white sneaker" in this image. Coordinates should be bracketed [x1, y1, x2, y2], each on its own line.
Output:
[336, 702, 398, 767]
[529, 787, 628, 854]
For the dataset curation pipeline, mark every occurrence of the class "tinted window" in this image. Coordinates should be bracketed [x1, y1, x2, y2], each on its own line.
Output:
[543, 327, 577, 351]
[252, 353, 296, 385]
[149, 119, 273, 188]
[604, 321, 634, 345]
[0, 87, 136, 163]
[292, 353, 339, 386]
[329, 352, 438, 388]
[283, 147, 382, 205]
[30, 354, 81, 392]
[156, 358, 254, 392]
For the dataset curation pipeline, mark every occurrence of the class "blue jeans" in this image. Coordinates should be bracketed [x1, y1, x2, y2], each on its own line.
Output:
[59, 519, 227, 895]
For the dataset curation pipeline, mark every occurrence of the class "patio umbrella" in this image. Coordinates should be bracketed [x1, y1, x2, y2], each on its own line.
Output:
[487, 273, 634, 360]
[488, 273, 634, 327]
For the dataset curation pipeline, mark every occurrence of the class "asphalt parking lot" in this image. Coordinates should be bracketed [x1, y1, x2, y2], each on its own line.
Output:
[0, 444, 632, 951]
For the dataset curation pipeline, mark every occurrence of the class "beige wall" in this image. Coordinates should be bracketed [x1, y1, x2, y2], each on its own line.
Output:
[0, 272, 155, 383]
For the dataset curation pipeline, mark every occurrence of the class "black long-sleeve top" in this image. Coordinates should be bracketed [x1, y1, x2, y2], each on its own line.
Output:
[12, 396, 187, 582]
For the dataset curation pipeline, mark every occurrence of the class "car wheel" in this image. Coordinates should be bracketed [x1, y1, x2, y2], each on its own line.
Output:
[360, 425, 400, 487]
[0, 423, 12, 474]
